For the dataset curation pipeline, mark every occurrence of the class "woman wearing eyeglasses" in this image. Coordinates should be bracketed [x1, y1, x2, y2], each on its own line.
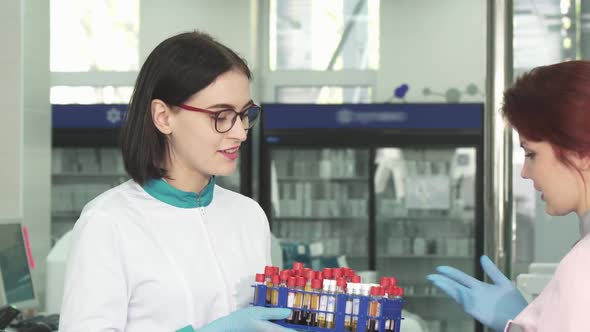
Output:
[59, 31, 295, 332]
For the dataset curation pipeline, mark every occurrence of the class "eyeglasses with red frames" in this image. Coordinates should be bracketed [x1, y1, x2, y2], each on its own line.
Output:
[178, 103, 262, 134]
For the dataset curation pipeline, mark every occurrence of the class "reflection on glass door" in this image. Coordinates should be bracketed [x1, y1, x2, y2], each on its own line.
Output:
[270, 148, 370, 272]
[374, 147, 477, 332]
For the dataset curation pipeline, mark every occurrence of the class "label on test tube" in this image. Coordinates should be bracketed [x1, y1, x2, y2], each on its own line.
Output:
[344, 297, 352, 321]
[325, 280, 337, 328]
[318, 279, 330, 328]
[352, 294, 360, 322]
[344, 284, 355, 331]
[326, 294, 336, 328]
[286, 277, 296, 321]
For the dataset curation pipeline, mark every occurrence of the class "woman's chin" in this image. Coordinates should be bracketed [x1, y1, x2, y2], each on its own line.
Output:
[545, 205, 570, 217]
[214, 166, 237, 177]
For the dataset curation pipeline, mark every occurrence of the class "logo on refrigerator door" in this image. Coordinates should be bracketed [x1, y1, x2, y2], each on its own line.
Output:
[336, 109, 355, 124]
[106, 107, 123, 124]
[336, 108, 408, 125]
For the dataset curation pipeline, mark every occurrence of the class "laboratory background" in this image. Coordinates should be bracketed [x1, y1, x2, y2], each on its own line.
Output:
[0, 0, 585, 332]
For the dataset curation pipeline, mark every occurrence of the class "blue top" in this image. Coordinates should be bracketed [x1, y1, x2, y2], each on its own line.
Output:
[142, 177, 216, 208]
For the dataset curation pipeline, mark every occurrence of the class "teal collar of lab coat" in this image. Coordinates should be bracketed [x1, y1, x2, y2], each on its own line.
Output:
[143, 177, 216, 209]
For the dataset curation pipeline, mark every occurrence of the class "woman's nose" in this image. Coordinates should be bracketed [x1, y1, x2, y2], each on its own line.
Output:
[520, 164, 529, 179]
[228, 117, 248, 141]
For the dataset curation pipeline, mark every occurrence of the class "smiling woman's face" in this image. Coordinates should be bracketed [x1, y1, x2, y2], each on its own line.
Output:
[164, 69, 251, 179]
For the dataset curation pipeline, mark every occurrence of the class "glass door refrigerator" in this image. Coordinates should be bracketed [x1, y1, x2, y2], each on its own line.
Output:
[51, 104, 253, 243]
[259, 103, 484, 332]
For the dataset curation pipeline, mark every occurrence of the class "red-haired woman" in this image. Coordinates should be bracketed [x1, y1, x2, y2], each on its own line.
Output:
[428, 60, 590, 332]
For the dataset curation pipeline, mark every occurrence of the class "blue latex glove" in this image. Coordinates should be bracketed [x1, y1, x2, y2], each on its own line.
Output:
[195, 306, 296, 332]
[426, 255, 528, 332]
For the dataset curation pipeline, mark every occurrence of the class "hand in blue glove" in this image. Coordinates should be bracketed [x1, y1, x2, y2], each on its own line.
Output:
[194, 306, 296, 332]
[426, 255, 528, 332]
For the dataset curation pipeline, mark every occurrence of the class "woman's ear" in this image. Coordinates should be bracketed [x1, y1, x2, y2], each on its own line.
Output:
[569, 151, 590, 172]
[151, 99, 173, 134]
[580, 154, 590, 171]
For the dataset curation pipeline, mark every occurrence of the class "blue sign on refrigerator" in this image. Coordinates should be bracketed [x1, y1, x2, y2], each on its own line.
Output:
[52, 104, 128, 128]
[262, 103, 482, 129]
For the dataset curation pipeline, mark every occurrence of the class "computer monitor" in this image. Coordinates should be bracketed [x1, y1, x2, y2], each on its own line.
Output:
[0, 222, 38, 309]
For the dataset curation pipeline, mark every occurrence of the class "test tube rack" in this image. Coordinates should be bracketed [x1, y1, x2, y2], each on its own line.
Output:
[252, 284, 404, 332]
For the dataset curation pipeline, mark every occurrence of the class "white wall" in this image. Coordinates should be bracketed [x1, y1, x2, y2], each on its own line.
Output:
[0, 0, 23, 219]
[22, 0, 51, 308]
[137, 0, 488, 105]
[377, 0, 487, 103]
[139, 0, 258, 68]
[0, 0, 50, 309]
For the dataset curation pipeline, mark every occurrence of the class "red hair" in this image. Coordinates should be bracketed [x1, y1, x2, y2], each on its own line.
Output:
[502, 60, 590, 164]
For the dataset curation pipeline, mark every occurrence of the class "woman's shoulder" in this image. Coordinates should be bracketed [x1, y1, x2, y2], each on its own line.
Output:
[71, 180, 159, 240]
[213, 185, 267, 219]
[78, 180, 147, 221]
[523, 234, 590, 329]
[567, 234, 590, 257]
[213, 185, 259, 206]
[554, 234, 590, 280]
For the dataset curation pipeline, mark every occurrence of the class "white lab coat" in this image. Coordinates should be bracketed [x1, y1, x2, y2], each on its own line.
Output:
[59, 180, 271, 332]
[505, 211, 590, 332]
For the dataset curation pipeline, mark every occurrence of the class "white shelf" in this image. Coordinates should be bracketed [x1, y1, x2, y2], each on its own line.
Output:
[377, 217, 472, 222]
[52, 211, 80, 218]
[273, 217, 368, 222]
[277, 176, 368, 181]
[52, 219, 77, 225]
[375, 255, 472, 259]
[343, 254, 473, 260]
[52, 173, 127, 177]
